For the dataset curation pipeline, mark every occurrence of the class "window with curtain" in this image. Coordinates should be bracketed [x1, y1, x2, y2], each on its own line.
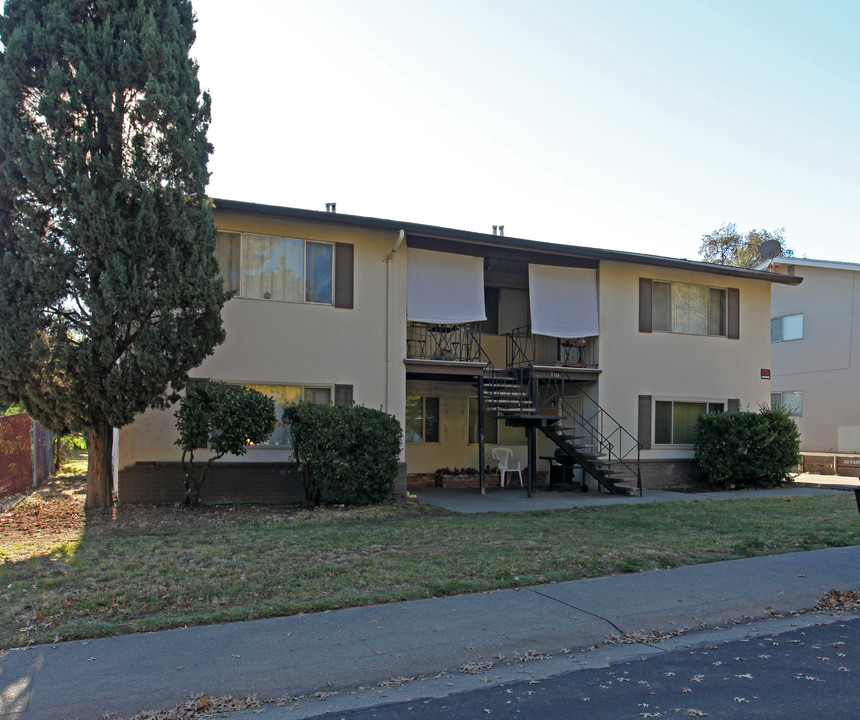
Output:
[653, 281, 727, 336]
[244, 384, 332, 446]
[215, 232, 240, 292]
[214, 232, 334, 305]
[242, 234, 303, 302]
[655, 400, 724, 445]
[245, 384, 302, 446]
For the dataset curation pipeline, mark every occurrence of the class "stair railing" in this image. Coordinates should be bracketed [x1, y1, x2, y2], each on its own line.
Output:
[540, 376, 642, 496]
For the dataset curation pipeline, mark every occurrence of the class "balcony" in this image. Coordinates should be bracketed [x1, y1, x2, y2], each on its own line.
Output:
[507, 325, 598, 370]
[407, 321, 483, 363]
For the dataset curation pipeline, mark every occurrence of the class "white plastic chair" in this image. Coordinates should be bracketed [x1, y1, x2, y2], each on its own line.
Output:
[492, 447, 523, 488]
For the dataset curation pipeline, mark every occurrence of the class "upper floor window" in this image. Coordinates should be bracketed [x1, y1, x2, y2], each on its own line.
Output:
[771, 313, 803, 342]
[652, 281, 727, 336]
[216, 231, 334, 305]
[641, 278, 738, 338]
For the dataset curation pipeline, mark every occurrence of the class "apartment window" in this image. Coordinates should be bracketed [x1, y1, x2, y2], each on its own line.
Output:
[468, 396, 499, 444]
[772, 391, 802, 416]
[245, 384, 332, 446]
[655, 400, 724, 445]
[216, 231, 333, 304]
[405, 396, 439, 443]
[652, 281, 727, 336]
[771, 314, 803, 342]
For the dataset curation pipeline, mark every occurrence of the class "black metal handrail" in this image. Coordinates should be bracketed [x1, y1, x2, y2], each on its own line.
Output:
[541, 377, 642, 495]
[507, 325, 597, 368]
[407, 321, 482, 362]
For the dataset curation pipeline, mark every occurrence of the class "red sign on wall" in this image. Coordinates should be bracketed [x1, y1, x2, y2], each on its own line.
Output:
[761, 369, 771, 380]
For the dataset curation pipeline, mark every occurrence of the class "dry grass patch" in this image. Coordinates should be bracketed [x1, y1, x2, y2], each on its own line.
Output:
[1, 456, 857, 649]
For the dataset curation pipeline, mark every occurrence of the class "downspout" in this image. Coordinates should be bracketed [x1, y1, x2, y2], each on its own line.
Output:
[384, 230, 406, 412]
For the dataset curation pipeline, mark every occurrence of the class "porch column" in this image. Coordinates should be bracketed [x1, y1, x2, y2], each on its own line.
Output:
[478, 373, 486, 495]
[527, 425, 536, 498]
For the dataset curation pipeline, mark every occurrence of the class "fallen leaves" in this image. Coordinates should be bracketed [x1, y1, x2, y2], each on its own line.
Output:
[459, 660, 494, 674]
[0, 478, 85, 560]
[604, 627, 692, 645]
[815, 589, 860, 613]
[102, 693, 261, 720]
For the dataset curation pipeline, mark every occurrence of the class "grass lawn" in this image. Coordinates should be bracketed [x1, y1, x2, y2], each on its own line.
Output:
[1, 451, 857, 649]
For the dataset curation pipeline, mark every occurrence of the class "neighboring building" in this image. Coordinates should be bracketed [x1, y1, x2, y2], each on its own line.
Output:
[761, 256, 860, 453]
[117, 200, 800, 503]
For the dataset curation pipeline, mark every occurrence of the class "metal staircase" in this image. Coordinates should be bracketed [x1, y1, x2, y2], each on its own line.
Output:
[459, 323, 641, 496]
[478, 368, 642, 496]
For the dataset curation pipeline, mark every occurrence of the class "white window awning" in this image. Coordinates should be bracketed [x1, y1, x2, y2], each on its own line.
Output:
[407, 249, 486, 324]
[528, 264, 599, 338]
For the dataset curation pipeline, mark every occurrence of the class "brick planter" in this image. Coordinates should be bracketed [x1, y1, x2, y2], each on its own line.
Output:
[406, 472, 546, 489]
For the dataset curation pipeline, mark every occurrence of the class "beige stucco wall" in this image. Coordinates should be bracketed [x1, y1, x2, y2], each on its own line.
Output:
[770, 265, 860, 452]
[404, 380, 529, 475]
[597, 261, 773, 459]
[118, 211, 407, 469]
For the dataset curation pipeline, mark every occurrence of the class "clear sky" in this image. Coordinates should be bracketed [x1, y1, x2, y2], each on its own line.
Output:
[193, 0, 860, 263]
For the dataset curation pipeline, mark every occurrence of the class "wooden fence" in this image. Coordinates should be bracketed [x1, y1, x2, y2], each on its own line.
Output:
[0, 414, 53, 502]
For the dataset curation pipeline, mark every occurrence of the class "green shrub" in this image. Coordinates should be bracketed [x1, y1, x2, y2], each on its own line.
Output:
[175, 381, 276, 507]
[284, 403, 402, 506]
[694, 405, 800, 489]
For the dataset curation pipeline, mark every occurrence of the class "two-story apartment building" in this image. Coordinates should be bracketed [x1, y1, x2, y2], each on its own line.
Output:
[762, 256, 860, 454]
[117, 200, 800, 503]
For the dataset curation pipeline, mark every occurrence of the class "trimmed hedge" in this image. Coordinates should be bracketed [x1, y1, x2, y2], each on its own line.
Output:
[694, 405, 801, 489]
[284, 402, 402, 506]
[175, 381, 276, 507]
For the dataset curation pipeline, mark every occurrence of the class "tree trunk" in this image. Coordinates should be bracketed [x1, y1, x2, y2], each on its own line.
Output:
[86, 421, 114, 509]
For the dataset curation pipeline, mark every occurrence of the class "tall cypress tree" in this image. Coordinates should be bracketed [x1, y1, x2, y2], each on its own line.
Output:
[0, 1, 228, 508]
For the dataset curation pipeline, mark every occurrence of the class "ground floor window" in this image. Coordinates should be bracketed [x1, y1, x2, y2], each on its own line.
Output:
[771, 391, 802, 416]
[406, 395, 439, 443]
[655, 400, 724, 445]
[245, 384, 332, 446]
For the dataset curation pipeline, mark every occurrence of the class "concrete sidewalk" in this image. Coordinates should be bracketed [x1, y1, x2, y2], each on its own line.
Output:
[1, 546, 858, 720]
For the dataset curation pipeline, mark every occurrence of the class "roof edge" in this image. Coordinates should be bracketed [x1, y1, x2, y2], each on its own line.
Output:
[760, 256, 860, 273]
[212, 198, 802, 286]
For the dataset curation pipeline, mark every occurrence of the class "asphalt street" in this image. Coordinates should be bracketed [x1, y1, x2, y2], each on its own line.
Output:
[300, 616, 859, 719]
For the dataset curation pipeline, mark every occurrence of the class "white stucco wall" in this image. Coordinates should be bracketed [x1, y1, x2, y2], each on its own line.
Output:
[118, 211, 407, 469]
[770, 264, 860, 452]
[597, 261, 774, 459]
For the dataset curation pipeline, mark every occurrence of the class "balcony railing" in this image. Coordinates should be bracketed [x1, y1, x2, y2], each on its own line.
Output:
[407, 322, 483, 363]
[507, 325, 598, 369]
